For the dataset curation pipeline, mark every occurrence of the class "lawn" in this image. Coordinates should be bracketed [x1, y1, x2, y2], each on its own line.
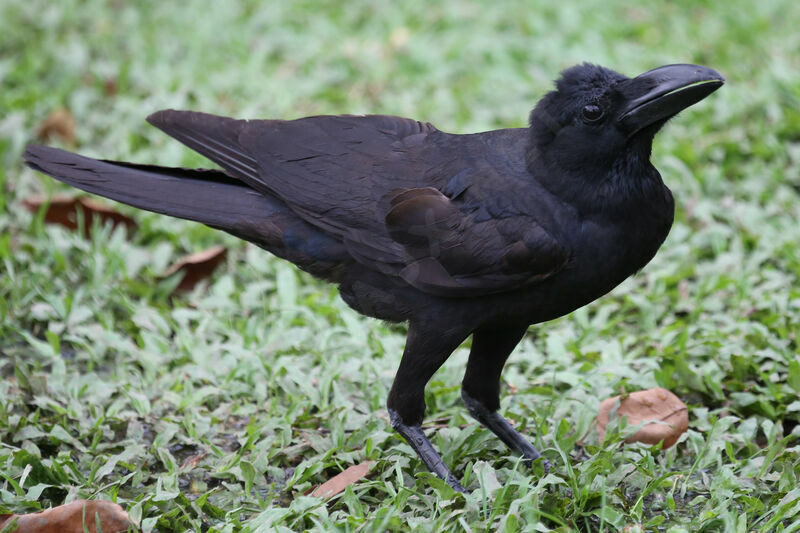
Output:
[1, 0, 799, 531]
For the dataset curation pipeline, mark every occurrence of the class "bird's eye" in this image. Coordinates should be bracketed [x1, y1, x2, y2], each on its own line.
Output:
[581, 104, 604, 123]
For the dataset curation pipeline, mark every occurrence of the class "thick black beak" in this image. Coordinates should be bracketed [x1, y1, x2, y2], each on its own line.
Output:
[618, 64, 724, 137]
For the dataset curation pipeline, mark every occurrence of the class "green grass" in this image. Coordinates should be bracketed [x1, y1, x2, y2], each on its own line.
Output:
[2, 0, 800, 531]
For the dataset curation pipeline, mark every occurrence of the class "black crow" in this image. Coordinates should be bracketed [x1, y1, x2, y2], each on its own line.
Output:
[24, 63, 724, 492]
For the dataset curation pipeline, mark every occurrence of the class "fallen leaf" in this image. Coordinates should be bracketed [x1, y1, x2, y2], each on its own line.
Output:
[36, 109, 76, 146]
[180, 451, 208, 470]
[389, 27, 410, 49]
[22, 195, 138, 237]
[162, 245, 227, 292]
[311, 461, 375, 498]
[623, 525, 646, 533]
[596, 387, 688, 449]
[0, 500, 136, 533]
[104, 77, 118, 96]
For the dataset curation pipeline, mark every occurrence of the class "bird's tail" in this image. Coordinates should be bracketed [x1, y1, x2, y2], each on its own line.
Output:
[23, 145, 350, 278]
[22, 144, 287, 245]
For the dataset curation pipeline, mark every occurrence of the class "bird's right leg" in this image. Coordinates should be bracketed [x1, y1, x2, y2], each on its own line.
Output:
[387, 323, 470, 492]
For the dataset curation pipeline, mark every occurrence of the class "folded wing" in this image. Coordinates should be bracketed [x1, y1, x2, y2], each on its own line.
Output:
[147, 110, 568, 296]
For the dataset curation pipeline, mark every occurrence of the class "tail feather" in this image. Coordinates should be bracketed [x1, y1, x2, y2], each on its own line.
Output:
[23, 144, 276, 241]
[23, 145, 350, 278]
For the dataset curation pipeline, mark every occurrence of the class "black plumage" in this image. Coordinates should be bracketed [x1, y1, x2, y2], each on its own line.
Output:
[24, 63, 723, 491]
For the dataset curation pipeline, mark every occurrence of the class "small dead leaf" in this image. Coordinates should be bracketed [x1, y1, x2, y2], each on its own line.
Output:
[162, 245, 227, 292]
[596, 387, 689, 449]
[311, 461, 375, 498]
[36, 109, 76, 146]
[104, 77, 118, 96]
[623, 525, 645, 533]
[180, 451, 208, 471]
[389, 27, 411, 49]
[22, 194, 138, 237]
[0, 500, 136, 533]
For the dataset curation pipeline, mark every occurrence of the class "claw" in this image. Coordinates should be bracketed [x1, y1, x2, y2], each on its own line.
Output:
[462, 389, 549, 469]
[389, 408, 466, 492]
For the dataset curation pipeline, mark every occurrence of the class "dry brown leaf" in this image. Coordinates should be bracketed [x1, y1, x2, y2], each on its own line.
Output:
[596, 387, 689, 449]
[0, 500, 136, 533]
[36, 109, 76, 146]
[311, 461, 375, 498]
[162, 245, 227, 292]
[104, 77, 118, 96]
[22, 194, 138, 237]
[180, 451, 208, 470]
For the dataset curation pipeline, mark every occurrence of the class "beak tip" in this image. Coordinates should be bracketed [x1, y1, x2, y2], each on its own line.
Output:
[619, 63, 725, 135]
[702, 66, 725, 84]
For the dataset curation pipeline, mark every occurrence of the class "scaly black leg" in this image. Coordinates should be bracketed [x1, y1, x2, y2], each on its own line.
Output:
[462, 389, 549, 470]
[387, 322, 470, 492]
[461, 324, 551, 470]
[389, 409, 466, 492]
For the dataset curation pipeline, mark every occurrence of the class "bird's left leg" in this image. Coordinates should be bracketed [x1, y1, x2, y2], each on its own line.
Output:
[461, 324, 550, 470]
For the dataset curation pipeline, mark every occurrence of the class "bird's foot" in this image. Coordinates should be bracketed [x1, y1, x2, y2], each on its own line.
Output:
[462, 390, 551, 472]
[389, 409, 467, 493]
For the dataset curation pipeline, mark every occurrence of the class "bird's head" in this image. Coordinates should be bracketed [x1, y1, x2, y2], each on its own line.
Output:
[527, 63, 724, 173]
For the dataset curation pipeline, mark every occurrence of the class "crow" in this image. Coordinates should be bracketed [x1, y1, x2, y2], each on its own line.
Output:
[24, 63, 723, 492]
